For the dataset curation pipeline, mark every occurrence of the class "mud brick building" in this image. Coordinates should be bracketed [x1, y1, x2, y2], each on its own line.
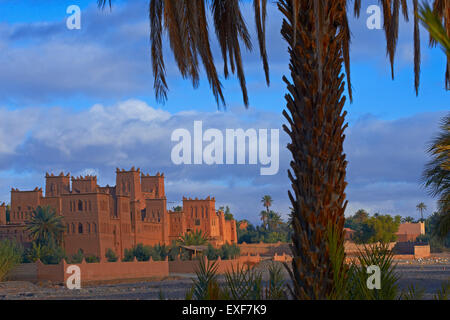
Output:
[0, 168, 237, 258]
[396, 222, 425, 242]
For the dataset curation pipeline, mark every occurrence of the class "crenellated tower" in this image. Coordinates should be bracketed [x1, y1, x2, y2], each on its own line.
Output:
[71, 175, 98, 193]
[141, 172, 165, 198]
[0, 203, 6, 225]
[115, 167, 142, 201]
[45, 172, 70, 197]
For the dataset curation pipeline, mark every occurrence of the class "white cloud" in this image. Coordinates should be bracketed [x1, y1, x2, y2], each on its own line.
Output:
[0, 99, 444, 223]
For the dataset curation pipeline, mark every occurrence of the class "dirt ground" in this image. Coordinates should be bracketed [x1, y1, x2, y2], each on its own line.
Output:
[1, 256, 449, 300]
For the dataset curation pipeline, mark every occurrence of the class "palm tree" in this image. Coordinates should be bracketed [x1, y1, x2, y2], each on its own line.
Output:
[416, 202, 427, 221]
[419, 7, 449, 240]
[98, 0, 450, 299]
[422, 114, 449, 238]
[267, 211, 283, 231]
[178, 230, 209, 246]
[260, 195, 273, 228]
[259, 210, 269, 229]
[401, 216, 416, 223]
[419, 2, 450, 56]
[261, 195, 273, 213]
[25, 206, 65, 247]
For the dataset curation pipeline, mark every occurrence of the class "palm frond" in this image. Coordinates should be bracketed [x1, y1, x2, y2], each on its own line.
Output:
[223, 263, 263, 300]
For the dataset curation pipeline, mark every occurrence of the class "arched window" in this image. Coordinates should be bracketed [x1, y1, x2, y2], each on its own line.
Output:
[78, 223, 83, 234]
[78, 200, 83, 211]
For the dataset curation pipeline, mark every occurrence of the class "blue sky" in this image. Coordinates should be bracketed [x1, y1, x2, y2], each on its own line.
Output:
[0, 0, 448, 224]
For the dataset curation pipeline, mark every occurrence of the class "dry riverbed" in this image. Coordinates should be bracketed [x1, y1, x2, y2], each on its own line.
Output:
[0, 260, 449, 300]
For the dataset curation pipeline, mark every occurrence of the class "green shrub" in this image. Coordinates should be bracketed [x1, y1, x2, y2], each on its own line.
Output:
[123, 243, 153, 261]
[152, 244, 168, 261]
[85, 255, 100, 263]
[123, 247, 134, 262]
[219, 243, 240, 260]
[205, 244, 219, 260]
[105, 248, 118, 262]
[167, 244, 181, 261]
[415, 234, 429, 244]
[0, 240, 22, 281]
[68, 249, 84, 264]
[23, 242, 66, 265]
[134, 244, 152, 261]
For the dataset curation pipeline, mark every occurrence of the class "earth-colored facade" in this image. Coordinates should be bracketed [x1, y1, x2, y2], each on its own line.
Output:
[0, 168, 237, 258]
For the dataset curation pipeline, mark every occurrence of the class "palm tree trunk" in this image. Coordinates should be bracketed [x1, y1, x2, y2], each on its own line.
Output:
[279, 0, 348, 299]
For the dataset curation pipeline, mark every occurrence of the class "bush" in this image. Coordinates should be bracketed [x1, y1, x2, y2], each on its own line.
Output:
[68, 249, 84, 264]
[219, 243, 240, 260]
[0, 240, 22, 281]
[415, 234, 429, 244]
[167, 244, 181, 261]
[205, 244, 219, 260]
[23, 242, 66, 265]
[85, 255, 100, 263]
[152, 244, 168, 261]
[202, 243, 240, 260]
[105, 248, 118, 262]
[123, 243, 153, 261]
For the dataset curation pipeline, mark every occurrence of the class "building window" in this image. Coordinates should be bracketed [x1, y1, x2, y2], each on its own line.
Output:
[78, 223, 83, 234]
[87, 223, 91, 233]
[78, 200, 83, 211]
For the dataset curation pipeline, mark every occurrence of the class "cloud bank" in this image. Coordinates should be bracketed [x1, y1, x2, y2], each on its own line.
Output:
[0, 99, 443, 223]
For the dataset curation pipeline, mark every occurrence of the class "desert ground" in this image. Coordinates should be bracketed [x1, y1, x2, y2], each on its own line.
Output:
[1, 254, 449, 300]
